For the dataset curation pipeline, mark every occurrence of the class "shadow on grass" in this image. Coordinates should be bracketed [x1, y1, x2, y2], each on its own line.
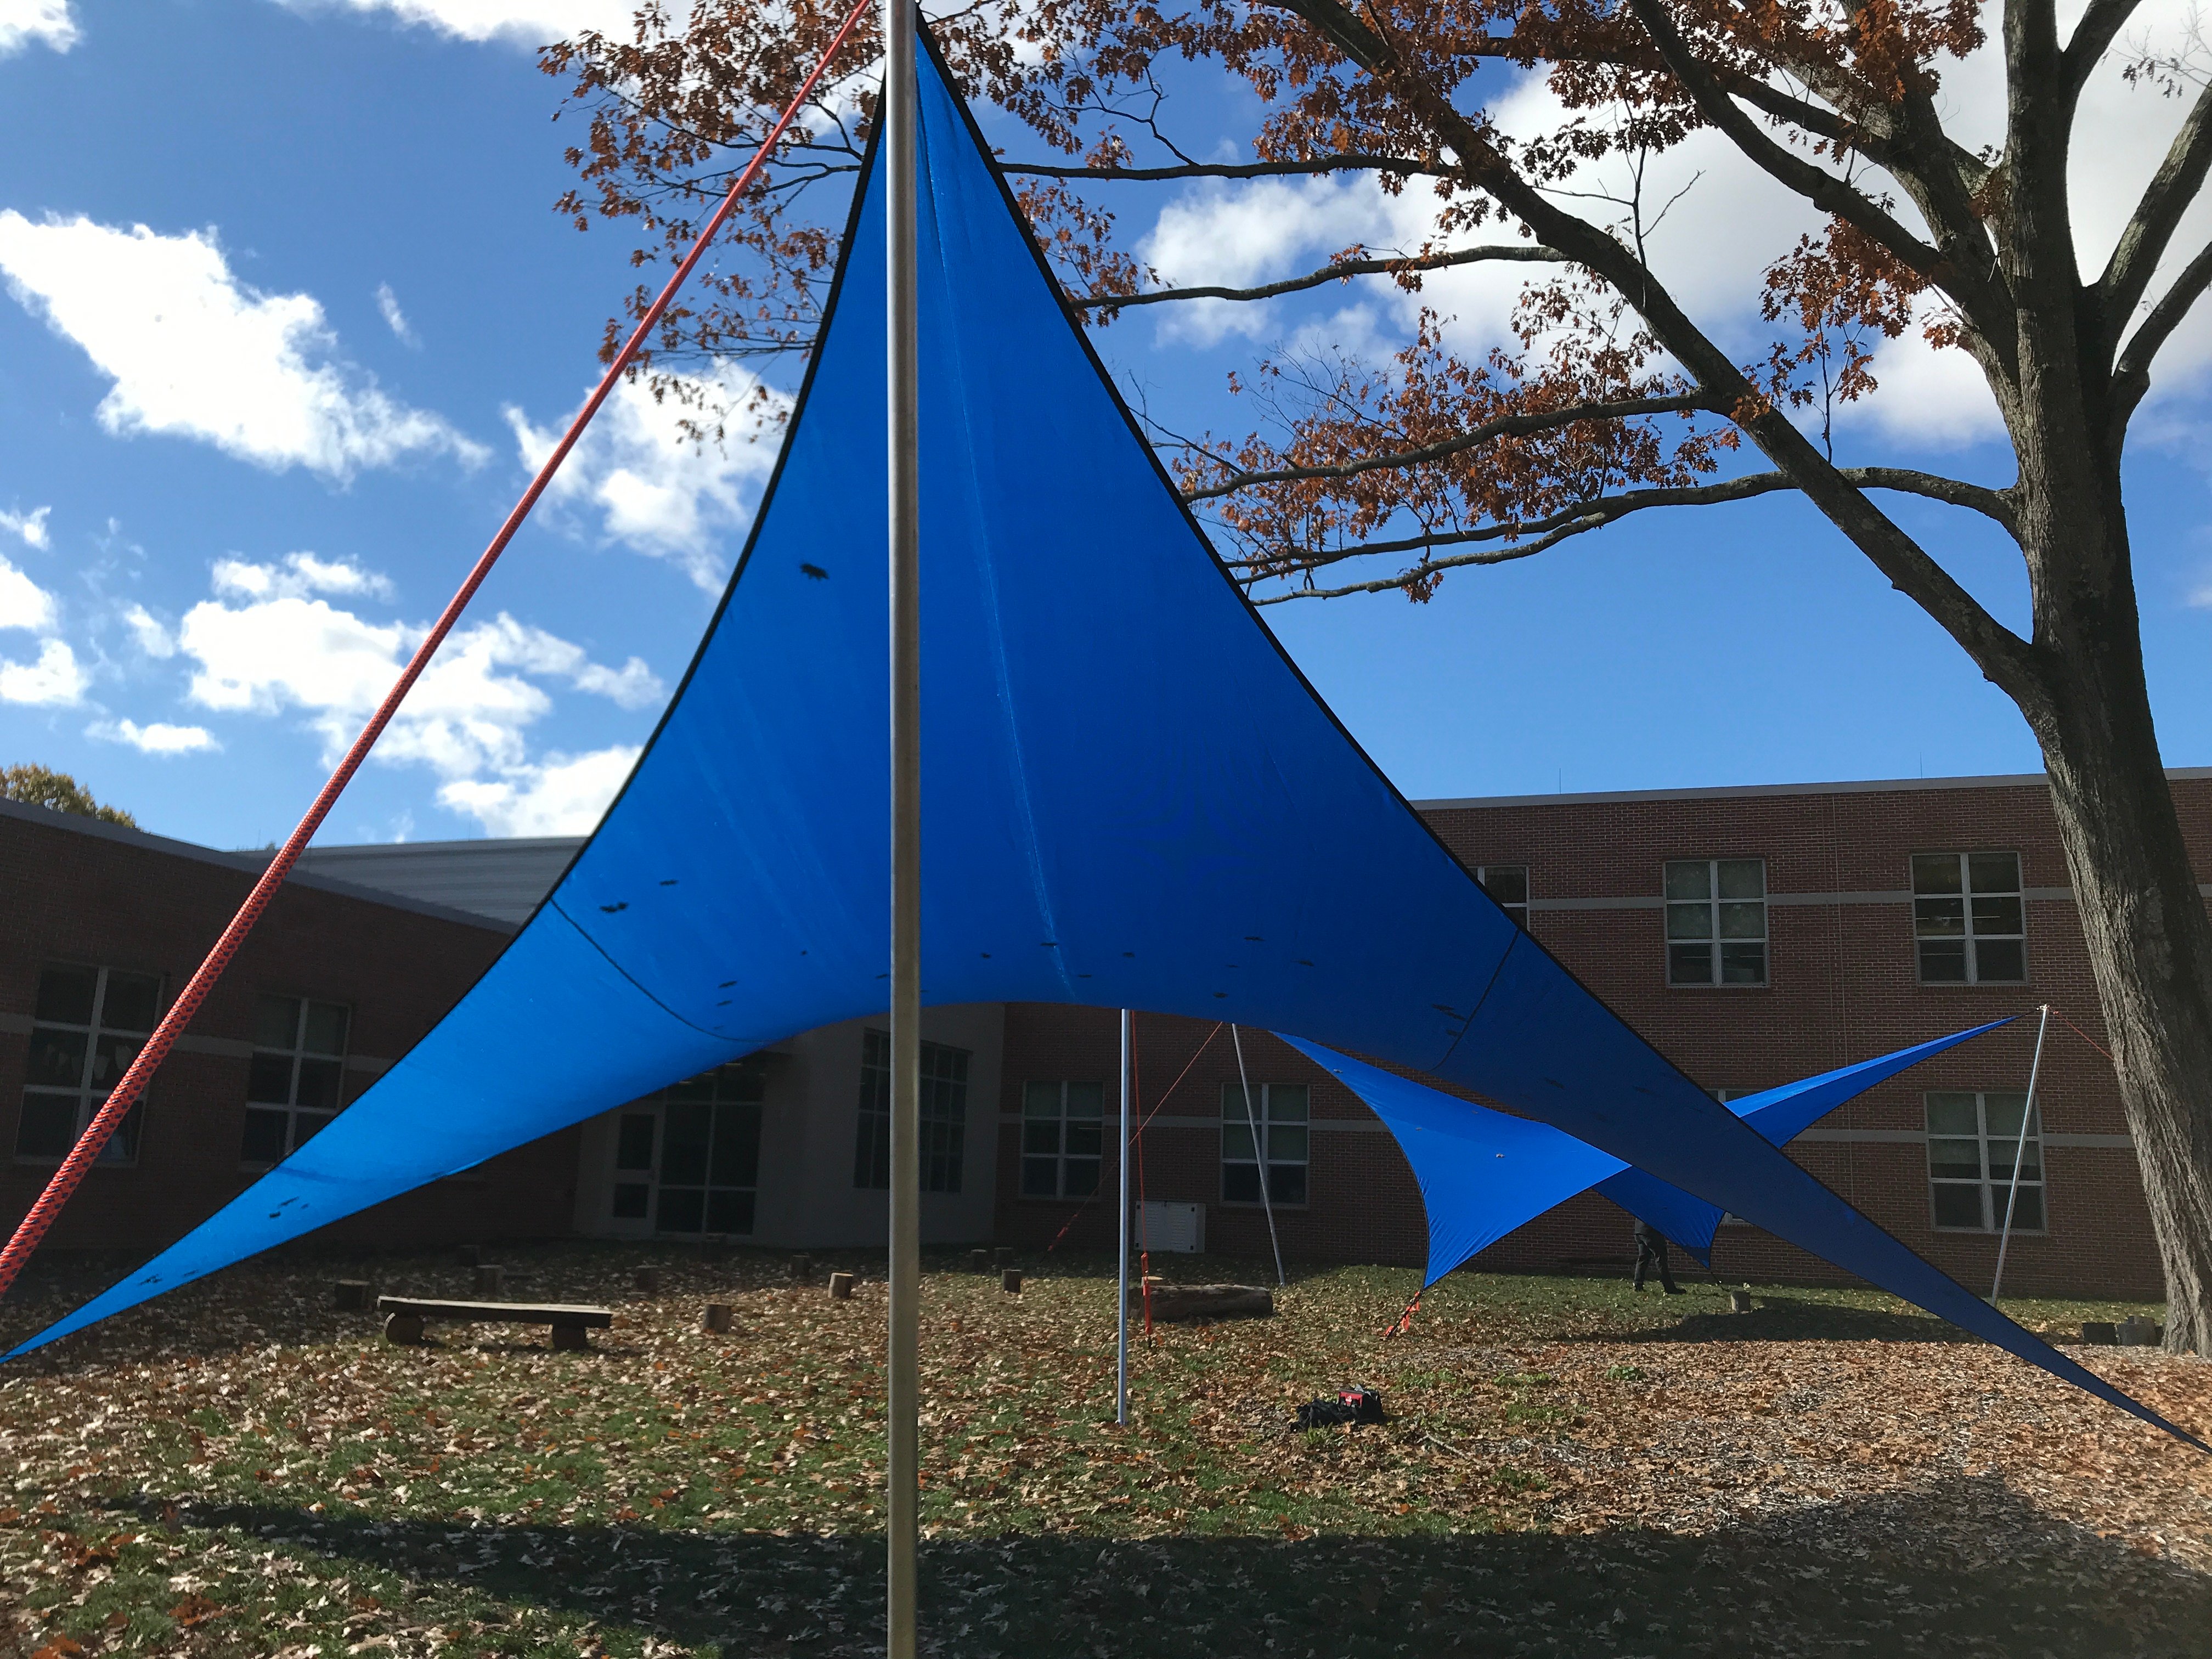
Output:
[103, 1480, 2211, 1659]
[1565, 1295, 1973, 1346]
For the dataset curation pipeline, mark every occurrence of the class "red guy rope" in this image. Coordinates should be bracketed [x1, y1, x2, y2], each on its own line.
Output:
[1048, 1020, 1224, 1251]
[2051, 1005, 2116, 1063]
[0, 0, 874, 1300]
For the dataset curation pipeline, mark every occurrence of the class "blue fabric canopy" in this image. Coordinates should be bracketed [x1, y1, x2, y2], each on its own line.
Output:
[9, 41, 2188, 1446]
[1279, 1018, 2008, 1280]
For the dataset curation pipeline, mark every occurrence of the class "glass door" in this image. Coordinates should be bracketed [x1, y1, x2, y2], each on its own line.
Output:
[607, 1060, 765, 1237]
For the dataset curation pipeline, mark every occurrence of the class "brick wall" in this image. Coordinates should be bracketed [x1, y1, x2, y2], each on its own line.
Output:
[996, 772, 2207, 1300]
[0, 807, 583, 1257]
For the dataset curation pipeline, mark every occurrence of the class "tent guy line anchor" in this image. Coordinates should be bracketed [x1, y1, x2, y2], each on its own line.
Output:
[0, 0, 876, 1302]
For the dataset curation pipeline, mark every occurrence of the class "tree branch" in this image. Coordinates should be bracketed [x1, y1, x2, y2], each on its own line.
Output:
[2063, 0, 2146, 98]
[1242, 475, 1803, 600]
[2112, 236, 2212, 425]
[1073, 242, 1569, 312]
[1000, 155, 1452, 182]
[2096, 78, 2212, 358]
[1620, 0, 1946, 280]
[1224, 465, 2017, 593]
[1183, 393, 1716, 500]
[1262, 0, 2045, 713]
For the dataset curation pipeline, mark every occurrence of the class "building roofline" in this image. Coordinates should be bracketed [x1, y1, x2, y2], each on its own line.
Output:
[1413, 766, 2212, 812]
[0, 796, 516, 934]
[302, 836, 586, 856]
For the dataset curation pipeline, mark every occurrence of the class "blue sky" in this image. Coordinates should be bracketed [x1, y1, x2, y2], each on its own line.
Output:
[1, 0, 2208, 851]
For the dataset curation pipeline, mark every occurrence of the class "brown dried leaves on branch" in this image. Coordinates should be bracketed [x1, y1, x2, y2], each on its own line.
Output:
[539, 0, 2000, 604]
[1188, 285, 1735, 597]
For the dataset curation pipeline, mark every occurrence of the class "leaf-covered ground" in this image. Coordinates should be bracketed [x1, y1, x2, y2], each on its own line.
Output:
[0, 1244, 2207, 1657]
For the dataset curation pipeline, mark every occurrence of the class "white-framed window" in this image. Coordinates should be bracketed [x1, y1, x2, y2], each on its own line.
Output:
[1475, 865, 1530, 929]
[17, 963, 159, 1163]
[1021, 1080, 1104, 1198]
[1665, 859, 1768, 986]
[854, 1030, 968, 1192]
[1926, 1090, 2044, 1232]
[1221, 1081, 1308, 1206]
[241, 995, 350, 1166]
[612, 1059, 768, 1235]
[1912, 851, 2027, 984]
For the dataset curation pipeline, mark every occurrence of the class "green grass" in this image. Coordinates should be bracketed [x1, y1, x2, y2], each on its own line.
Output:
[0, 1245, 2193, 1658]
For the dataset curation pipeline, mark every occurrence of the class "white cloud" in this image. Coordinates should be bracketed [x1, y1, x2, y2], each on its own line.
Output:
[89, 718, 219, 755]
[0, 212, 486, 478]
[0, 1, 77, 57]
[1138, 174, 1404, 346]
[0, 553, 56, 632]
[1123, 3, 2212, 450]
[0, 637, 86, 705]
[211, 550, 396, 603]
[274, 1, 634, 46]
[506, 366, 786, 590]
[176, 566, 663, 826]
[122, 604, 176, 658]
[1, 505, 50, 549]
[438, 743, 639, 834]
[375, 281, 419, 347]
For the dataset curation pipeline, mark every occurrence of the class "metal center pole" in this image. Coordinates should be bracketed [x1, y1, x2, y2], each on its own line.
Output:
[1118, 1008, 1133, 1425]
[1989, 1003, 2050, 1306]
[883, 0, 921, 1651]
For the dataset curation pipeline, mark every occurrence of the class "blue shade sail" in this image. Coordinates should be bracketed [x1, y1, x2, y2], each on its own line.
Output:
[1279, 1018, 2009, 1279]
[1594, 1019, 2022, 1265]
[9, 42, 2190, 1448]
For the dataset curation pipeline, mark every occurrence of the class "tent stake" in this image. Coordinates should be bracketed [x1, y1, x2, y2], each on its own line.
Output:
[884, 0, 921, 1653]
[1231, 1025, 1286, 1288]
[1989, 1004, 2049, 1305]
[1118, 1008, 1132, 1425]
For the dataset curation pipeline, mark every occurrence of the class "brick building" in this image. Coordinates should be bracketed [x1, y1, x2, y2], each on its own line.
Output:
[996, 770, 2212, 1302]
[4, 770, 2200, 1300]
[0, 797, 573, 1254]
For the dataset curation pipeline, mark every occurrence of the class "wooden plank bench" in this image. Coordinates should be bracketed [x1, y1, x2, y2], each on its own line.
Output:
[376, 1295, 613, 1350]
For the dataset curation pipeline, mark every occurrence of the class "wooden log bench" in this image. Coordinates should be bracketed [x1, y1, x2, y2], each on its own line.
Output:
[376, 1295, 613, 1350]
[1128, 1283, 1273, 1322]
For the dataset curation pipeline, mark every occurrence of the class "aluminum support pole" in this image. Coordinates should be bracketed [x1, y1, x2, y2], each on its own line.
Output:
[1989, 1003, 2050, 1306]
[883, 1, 921, 1651]
[1231, 1025, 1285, 1288]
[1118, 1008, 1132, 1425]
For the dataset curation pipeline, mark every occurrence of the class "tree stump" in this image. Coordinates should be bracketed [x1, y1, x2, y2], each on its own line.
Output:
[551, 1323, 591, 1352]
[2081, 1321, 2119, 1345]
[792, 1255, 812, 1283]
[703, 1303, 735, 1333]
[473, 1265, 505, 1297]
[1729, 1290, 1754, 1314]
[969, 1249, 991, 1273]
[1135, 1283, 1269, 1322]
[1001, 1269, 1023, 1296]
[830, 1272, 856, 1300]
[634, 1267, 661, 1294]
[383, 1312, 426, 1345]
[334, 1279, 370, 1311]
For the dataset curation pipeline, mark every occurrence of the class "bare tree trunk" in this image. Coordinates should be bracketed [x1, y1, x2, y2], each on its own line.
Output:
[2025, 487, 2212, 1354]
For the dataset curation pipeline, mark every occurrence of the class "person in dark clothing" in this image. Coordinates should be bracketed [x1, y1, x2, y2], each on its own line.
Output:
[1632, 1217, 1684, 1294]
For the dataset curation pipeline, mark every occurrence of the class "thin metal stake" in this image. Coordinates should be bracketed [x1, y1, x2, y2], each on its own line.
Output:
[1231, 1025, 1285, 1288]
[883, 0, 920, 1652]
[1989, 1003, 2050, 1306]
[1118, 1007, 1132, 1425]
